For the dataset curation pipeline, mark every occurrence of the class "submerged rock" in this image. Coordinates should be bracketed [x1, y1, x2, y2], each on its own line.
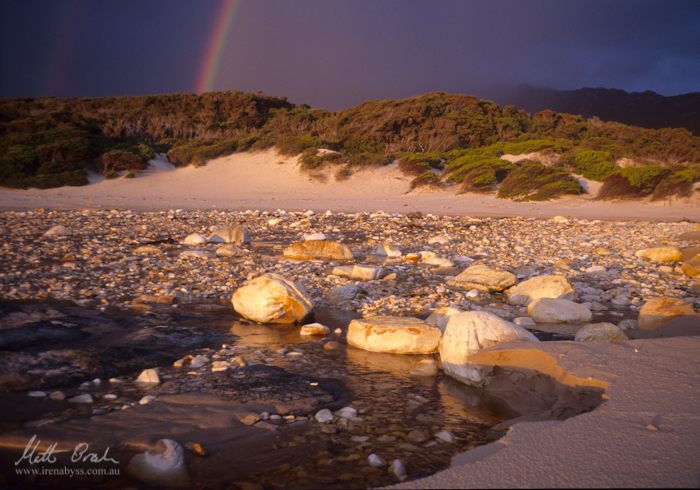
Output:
[575, 323, 628, 342]
[506, 274, 575, 305]
[439, 311, 538, 386]
[347, 316, 441, 354]
[283, 240, 354, 261]
[528, 298, 593, 324]
[232, 273, 313, 324]
[299, 323, 330, 336]
[127, 439, 190, 487]
[447, 264, 516, 292]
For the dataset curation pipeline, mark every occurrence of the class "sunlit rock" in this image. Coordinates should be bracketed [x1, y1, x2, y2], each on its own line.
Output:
[232, 273, 313, 324]
[439, 311, 538, 386]
[347, 316, 441, 354]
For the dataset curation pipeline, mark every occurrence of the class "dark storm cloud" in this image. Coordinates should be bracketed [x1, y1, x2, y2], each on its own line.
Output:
[0, 0, 698, 108]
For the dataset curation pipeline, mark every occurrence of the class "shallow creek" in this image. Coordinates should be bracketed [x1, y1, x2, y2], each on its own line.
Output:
[0, 301, 590, 488]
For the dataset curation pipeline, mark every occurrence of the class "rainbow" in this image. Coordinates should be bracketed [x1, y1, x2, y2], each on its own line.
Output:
[195, 0, 241, 94]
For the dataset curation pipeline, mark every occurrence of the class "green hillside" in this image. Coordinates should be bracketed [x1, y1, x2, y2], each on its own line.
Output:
[1, 91, 698, 199]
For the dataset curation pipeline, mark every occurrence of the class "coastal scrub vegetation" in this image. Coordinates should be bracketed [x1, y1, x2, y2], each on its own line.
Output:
[1, 90, 699, 200]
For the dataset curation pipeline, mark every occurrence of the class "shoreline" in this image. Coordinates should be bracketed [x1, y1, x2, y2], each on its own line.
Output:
[0, 150, 697, 221]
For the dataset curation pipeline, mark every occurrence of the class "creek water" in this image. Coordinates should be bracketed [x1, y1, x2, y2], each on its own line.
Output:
[0, 301, 528, 488]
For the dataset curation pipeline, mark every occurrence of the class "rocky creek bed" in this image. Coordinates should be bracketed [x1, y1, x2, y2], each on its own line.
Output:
[0, 209, 698, 488]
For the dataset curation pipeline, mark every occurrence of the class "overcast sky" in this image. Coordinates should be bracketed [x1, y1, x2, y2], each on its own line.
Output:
[1, 0, 698, 109]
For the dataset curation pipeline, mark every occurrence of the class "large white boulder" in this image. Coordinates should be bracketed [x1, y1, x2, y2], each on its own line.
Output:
[208, 224, 250, 245]
[439, 311, 538, 386]
[447, 264, 516, 292]
[127, 439, 189, 487]
[425, 306, 463, 331]
[232, 273, 313, 324]
[506, 274, 575, 305]
[347, 316, 441, 354]
[528, 298, 593, 324]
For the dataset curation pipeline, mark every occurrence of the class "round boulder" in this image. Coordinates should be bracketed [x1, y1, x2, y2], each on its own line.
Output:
[127, 439, 189, 487]
[506, 274, 575, 305]
[347, 316, 441, 354]
[528, 298, 593, 324]
[232, 273, 313, 324]
[439, 311, 538, 386]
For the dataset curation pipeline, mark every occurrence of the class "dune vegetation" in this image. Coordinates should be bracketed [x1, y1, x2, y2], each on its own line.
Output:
[1, 91, 699, 200]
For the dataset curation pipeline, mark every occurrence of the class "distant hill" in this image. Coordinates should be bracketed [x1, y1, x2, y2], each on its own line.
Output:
[498, 86, 700, 136]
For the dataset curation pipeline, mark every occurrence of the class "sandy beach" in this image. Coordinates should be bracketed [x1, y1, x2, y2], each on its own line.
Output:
[0, 149, 698, 221]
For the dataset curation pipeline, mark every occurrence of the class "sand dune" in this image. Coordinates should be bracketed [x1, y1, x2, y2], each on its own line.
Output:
[0, 149, 698, 220]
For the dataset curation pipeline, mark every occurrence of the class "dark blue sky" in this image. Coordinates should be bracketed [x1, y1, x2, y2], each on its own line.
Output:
[1, 0, 699, 109]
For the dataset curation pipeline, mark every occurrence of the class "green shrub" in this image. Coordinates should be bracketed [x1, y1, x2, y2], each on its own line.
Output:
[651, 167, 700, 200]
[299, 148, 343, 170]
[410, 171, 441, 190]
[275, 134, 322, 155]
[335, 165, 353, 181]
[565, 150, 618, 181]
[597, 166, 671, 199]
[502, 138, 572, 155]
[498, 161, 583, 201]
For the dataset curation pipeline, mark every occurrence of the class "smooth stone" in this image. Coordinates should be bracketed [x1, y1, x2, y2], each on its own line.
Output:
[304, 232, 327, 241]
[375, 242, 402, 257]
[368, 453, 387, 467]
[232, 273, 313, 324]
[127, 439, 190, 487]
[425, 306, 463, 330]
[347, 316, 442, 354]
[135, 368, 160, 385]
[134, 245, 162, 255]
[215, 244, 241, 257]
[389, 459, 408, 481]
[440, 311, 538, 386]
[181, 233, 207, 246]
[506, 275, 575, 305]
[638, 297, 698, 330]
[635, 246, 683, 263]
[409, 359, 439, 377]
[419, 251, 454, 268]
[283, 240, 354, 261]
[575, 323, 628, 342]
[68, 394, 93, 404]
[513, 317, 536, 327]
[314, 409, 334, 423]
[208, 224, 250, 244]
[189, 355, 209, 369]
[528, 298, 593, 324]
[43, 225, 72, 237]
[300, 323, 330, 336]
[139, 395, 157, 405]
[336, 406, 358, 419]
[434, 430, 456, 444]
[447, 264, 516, 292]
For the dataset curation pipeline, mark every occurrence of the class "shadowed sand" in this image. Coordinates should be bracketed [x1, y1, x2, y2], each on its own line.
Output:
[0, 149, 698, 220]
[395, 336, 700, 488]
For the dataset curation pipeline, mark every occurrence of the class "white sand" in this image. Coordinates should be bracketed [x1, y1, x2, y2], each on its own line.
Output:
[0, 149, 698, 220]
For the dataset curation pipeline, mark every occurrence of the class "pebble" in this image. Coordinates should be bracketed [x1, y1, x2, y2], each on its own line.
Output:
[368, 453, 387, 467]
[389, 459, 408, 481]
[68, 394, 94, 404]
[139, 395, 157, 405]
[314, 409, 334, 424]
